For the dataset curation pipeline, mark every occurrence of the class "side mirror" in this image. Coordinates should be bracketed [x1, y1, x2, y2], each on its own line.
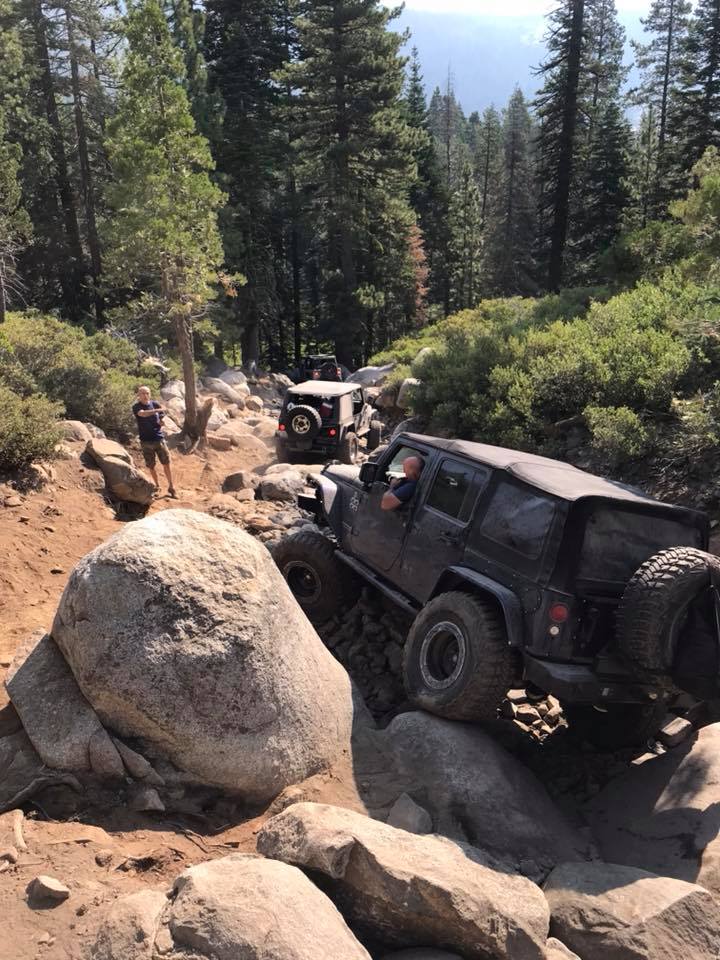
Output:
[359, 462, 378, 486]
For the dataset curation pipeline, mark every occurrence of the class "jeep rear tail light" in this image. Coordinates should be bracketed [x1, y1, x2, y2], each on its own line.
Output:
[549, 603, 569, 624]
[278, 423, 286, 431]
[336, 367, 342, 378]
[329, 428, 337, 436]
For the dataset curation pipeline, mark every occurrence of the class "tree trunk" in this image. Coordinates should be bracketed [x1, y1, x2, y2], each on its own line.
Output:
[32, 0, 86, 316]
[548, 0, 585, 291]
[65, 5, 103, 323]
[173, 314, 210, 442]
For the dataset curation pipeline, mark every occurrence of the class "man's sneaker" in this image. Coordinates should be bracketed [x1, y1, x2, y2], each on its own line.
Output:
[168, 488, 178, 499]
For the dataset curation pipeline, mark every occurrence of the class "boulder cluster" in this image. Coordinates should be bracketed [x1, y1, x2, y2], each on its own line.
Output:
[3, 505, 720, 960]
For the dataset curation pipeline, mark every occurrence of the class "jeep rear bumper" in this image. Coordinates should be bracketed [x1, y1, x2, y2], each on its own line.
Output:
[523, 655, 661, 705]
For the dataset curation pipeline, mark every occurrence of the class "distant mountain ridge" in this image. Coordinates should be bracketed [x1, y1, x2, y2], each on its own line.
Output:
[395, 8, 646, 113]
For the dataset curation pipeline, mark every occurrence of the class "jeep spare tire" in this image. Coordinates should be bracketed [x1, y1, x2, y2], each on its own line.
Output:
[286, 405, 322, 441]
[272, 531, 352, 623]
[618, 546, 720, 676]
[403, 591, 517, 721]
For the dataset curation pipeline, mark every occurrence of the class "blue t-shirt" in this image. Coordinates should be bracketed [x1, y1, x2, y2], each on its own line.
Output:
[132, 401, 165, 442]
[392, 479, 417, 504]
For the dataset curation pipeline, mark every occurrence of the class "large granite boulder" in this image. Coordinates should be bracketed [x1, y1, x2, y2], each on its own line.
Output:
[258, 801, 550, 959]
[84, 438, 154, 505]
[376, 712, 588, 875]
[544, 861, 720, 960]
[586, 723, 720, 893]
[51, 510, 364, 801]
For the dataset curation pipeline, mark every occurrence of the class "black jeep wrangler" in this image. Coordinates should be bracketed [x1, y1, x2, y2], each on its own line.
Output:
[289, 354, 347, 384]
[276, 381, 384, 465]
[274, 433, 717, 747]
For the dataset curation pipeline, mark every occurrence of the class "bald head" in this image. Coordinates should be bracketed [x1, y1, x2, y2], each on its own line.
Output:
[403, 456, 424, 481]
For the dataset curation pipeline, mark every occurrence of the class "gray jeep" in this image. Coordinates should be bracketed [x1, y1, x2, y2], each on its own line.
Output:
[274, 432, 717, 747]
[276, 381, 383, 464]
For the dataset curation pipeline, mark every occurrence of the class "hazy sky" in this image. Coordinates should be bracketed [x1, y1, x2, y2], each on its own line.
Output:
[394, 0, 648, 15]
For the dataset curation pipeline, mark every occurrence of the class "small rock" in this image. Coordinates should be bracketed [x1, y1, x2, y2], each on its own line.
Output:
[387, 792, 433, 835]
[129, 786, 165, 813]
[208, 435, 232, 452]
[37, 931, 55, 946]
[0, 845, 19, 863]
[5, 495, 23, 507]
[544, 939, 580, 960]
[657, 715, 694, 748]
[50, 566, 64, 574]
[246, 395, 264, 413]
[515, 704, 542, 725]
[27, 875, 70, 904]
[233, 488, 256, 502]
[95, 849, 114, 867]
[222, 470, 260, 493]
[506, 689, 527, 704]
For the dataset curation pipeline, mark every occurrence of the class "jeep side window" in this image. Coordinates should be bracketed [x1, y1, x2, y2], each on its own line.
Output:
[479, 481, 556, 558]
[385, 445, 421, 482]
[425, 460, 476, 520]
[352, 390, 363, 415]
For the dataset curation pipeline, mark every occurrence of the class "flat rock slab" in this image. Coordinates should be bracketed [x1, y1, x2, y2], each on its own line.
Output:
[586, 722, 720, 892]
[544, 860, 720, 960]
[5, 632, 107, 772]
[378, 712, 588, 873]
[258, 801, 549, 960]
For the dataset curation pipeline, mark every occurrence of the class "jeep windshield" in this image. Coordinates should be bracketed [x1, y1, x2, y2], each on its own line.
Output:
[574, 504, 705, 594]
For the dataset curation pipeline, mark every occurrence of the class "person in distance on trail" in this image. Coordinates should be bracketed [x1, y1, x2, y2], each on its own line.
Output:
[132, 385, 177, 499]
[381, 455, 424, 512]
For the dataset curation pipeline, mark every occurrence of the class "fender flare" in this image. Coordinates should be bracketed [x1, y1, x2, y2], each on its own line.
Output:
[432, 566, 525, 647]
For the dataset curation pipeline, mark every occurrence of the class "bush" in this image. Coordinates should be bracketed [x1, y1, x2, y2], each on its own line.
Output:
[584, 405, 650, 466]
[0, 311, 161, 436]
[0, 386, 63, 472]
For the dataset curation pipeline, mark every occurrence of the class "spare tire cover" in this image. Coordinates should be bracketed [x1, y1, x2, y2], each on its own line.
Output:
[286, 404, 322, 441]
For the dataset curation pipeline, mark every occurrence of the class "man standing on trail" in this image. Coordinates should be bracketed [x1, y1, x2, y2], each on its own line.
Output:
[132, 385, 177, 499]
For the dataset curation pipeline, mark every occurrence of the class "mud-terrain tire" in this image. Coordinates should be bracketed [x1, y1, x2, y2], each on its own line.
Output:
[286, 405, 322, 442]
[403, 591, 516, 721]
[273, 531, 351, 623]
[339, 432, 359, 465]
[367, 421, 383, 451]
[618, 547, 720, 676]
[563, 701, 667, 750]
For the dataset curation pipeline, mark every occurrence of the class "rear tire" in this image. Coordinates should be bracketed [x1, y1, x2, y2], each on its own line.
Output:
[403, 591, 516, 721]
[272, 531, 351, 623]
[339, 432, 359, 465]
[618, 547, 720, 676]
[563, 701, 666, 750]
[367, 421, 383, 451]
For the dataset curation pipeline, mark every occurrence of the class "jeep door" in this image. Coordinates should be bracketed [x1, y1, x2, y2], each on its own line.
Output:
[349, 442, 430, 573]
[397, 458, 491, 601]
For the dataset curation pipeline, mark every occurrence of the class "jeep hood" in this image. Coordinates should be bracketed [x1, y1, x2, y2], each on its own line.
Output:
[324, 463, 363, 486]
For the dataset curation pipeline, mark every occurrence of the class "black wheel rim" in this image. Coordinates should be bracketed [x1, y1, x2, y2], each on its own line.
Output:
[283, 560, 322, 603]
[419, 620, 466, 690]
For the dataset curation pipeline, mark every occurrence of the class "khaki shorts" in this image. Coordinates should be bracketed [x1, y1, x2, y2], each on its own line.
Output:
[141, 440, 170, 468]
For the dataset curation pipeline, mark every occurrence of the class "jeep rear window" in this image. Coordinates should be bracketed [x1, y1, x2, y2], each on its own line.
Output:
[578, 508, 703, 585]
[478, 482, 556, 558]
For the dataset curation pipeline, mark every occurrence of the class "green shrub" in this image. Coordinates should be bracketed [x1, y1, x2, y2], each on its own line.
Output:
[584, 405, 650, 465]
[0, 311, 160, 436]
[0, 386, 63, 472]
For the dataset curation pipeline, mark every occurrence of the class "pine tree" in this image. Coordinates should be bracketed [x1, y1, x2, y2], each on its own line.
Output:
[535, 0, 586, 290]
[404, 46, 450, 313]
[103, 0, 226, 440]
[627, 105, 660, 227]
[676, 0, 720, 170]
[448, 162, 483, 310]
[428, 72, 468, 192]
[484, 88, 537, 295]
[633, 0, 691, 212]
[472, 106, 504, 227]
[287, 0, 418, 365]
[204, 0, 287, 364]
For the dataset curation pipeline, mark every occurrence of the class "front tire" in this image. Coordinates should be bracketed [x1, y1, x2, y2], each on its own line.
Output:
[403, 591, 516, 721]
[563, 701, 666, 751]
[272, 531, 350, 623]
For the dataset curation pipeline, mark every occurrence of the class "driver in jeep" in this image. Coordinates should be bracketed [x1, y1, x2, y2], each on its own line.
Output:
[381, 455, 425, 511]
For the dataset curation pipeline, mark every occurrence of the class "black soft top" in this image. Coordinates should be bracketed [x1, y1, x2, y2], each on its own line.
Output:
[401, 433, 705, 519]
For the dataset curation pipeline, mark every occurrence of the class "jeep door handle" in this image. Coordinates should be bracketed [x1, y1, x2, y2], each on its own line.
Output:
[439, 531, 461, 545]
